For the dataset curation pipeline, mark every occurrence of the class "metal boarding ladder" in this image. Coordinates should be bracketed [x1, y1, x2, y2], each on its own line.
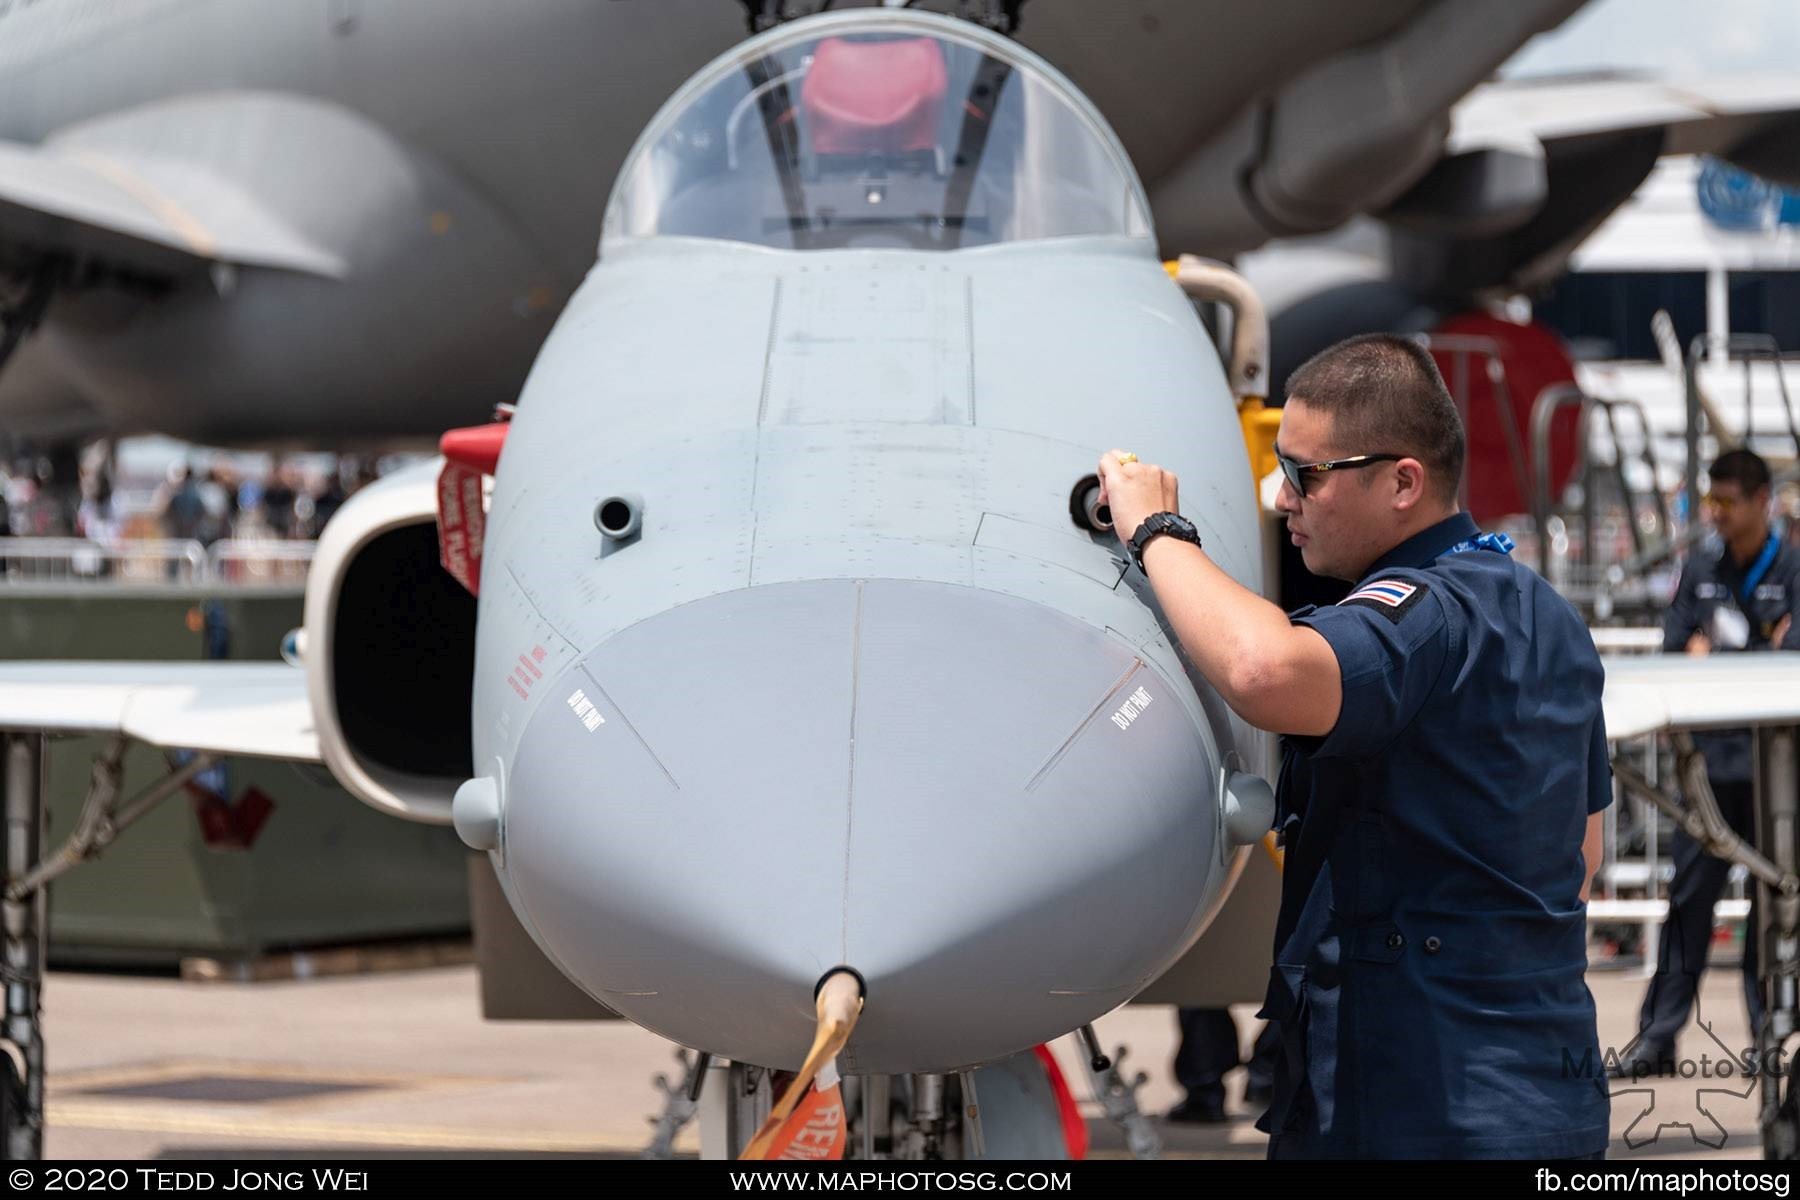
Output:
[1528, 383, 1672, 616]
[1683, 332, 1800, 511]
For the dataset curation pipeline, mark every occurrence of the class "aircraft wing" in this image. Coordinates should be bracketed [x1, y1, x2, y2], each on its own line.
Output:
[0, 137, 345, 280]
[0, 662, 320, 762]
[1602, 655, 1800, 742]
[1448, 74, 1800, 170]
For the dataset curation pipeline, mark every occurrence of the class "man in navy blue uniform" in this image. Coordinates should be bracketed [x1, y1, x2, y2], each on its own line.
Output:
[1612, 449, 1800, 1079]
[1098, 333, 1611, 1159]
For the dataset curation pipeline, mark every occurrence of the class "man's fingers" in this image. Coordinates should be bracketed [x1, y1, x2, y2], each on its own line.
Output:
[1098, 450, 1133, 499]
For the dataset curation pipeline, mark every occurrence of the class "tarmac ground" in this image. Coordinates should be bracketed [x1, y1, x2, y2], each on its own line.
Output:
[38, 961, 1771, 1160]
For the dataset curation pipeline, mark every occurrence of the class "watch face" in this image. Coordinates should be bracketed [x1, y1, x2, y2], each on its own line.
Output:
[1131, 514, 1183, 566]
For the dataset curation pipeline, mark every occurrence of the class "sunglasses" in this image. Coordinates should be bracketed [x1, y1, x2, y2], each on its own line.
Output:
[1703, 493, 1744, 513]
[1275, 451, 1403, 497]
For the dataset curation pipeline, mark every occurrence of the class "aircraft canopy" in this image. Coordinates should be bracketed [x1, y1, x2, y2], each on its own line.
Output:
[603, 11, 1153, 252]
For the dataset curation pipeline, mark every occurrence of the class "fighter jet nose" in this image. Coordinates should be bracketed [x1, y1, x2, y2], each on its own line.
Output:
[500, 579, 1223, 1073]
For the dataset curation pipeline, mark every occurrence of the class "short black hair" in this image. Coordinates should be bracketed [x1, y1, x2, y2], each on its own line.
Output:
[1284, 333, 1466, 502]
[1709, 448, 1771, 495]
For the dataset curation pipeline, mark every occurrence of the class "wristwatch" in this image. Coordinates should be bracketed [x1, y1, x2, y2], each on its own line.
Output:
[1128, 512, 1203, 572]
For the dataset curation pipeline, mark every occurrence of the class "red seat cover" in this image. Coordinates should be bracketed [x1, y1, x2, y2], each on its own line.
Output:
[801, 37, 948, 156]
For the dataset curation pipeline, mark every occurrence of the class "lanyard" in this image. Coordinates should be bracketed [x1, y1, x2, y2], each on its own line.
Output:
[1441, 530, 1516, 558]
[1738, 534, 1781, 607]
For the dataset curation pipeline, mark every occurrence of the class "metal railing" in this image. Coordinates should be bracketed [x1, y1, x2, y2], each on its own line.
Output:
[1683, 333, 1800, 511]
[1590, 732, 1757, 977]
[1530, 386, 1669, 568]
[0, 537, 314, 586]
[1527, 381, 1685, 619]
[1588, 637, 1755, 974]
[206, 539, 316, 585]
[0, 537, 208, 584]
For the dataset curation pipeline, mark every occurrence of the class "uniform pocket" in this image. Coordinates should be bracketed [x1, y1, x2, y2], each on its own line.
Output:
[1347, 921, 1407, 963]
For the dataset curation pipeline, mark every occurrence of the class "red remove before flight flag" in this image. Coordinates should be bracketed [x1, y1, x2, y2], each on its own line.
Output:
[437, 422, 509, 595]
[762, 1079, 848, 1160]
[440, 422, 509, 476]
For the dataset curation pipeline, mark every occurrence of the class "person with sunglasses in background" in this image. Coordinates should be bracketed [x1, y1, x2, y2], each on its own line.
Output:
[1610, 449, 1800, 1081]
[1096, 333, 1611, 1159]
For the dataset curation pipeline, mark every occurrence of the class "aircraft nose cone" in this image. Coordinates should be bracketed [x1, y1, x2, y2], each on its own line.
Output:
[501, 579, 1222, 1073]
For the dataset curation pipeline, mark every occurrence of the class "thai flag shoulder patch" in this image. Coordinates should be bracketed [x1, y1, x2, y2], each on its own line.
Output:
[1340, 577, 1427, 623]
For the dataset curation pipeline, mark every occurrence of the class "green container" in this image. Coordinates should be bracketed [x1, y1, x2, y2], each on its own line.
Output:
[1, 585, 469, 968]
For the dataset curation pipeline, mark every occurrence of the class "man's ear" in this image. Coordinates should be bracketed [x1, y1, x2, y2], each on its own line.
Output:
[1391, 457, 1427, 511]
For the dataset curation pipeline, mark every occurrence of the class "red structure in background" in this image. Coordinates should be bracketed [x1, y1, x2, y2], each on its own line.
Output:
[801, 36, 948, 156]
[1427, 312, 1584, 524]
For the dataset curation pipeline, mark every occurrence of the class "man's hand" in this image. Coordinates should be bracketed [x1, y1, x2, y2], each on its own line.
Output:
[1091, 449, 1341, 736]
[1685, 630, 1712, 657]
[1097, 449, 1181, 549]
[1580, 811, 1604, 903]
[1775, 614, 1793, 649]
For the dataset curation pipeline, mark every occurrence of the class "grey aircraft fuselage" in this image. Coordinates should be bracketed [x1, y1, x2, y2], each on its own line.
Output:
[450, 10, 1268, 1075]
